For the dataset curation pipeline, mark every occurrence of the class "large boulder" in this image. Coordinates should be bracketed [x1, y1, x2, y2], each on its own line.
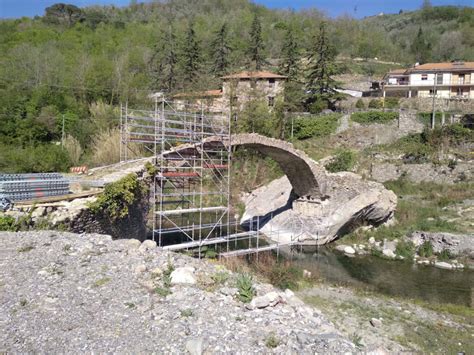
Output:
[241, 173, 396, 245]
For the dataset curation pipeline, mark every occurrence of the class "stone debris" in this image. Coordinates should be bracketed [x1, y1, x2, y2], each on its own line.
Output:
[434, 261, 453, 270]
[0, 231, 354, 353]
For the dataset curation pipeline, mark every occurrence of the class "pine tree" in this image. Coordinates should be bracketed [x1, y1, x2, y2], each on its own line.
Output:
[247, 14, 265, 71]
[279, 27, 299, 80]
[150, 26, 177, 93]
[182, 22, 201, 85]
[305, 22, 339, 111]
[411, 27, 431, 63]
[210, 23, 232, 76]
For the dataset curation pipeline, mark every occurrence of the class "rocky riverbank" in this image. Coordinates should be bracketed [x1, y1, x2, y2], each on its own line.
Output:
[0, 231, 354, 353]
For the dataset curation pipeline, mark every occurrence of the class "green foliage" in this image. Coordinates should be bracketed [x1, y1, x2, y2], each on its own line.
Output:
[384, 97, 399, 109]
[265, 333, 280, 348]
[248, 14, 265, 70]
[437, 248, 452, 261]
[180, 309, 194, 317]
[355, 99, 365, 109]
[395, 240, 415, 259]
[368, 99, 383, 109]
[89, 174, 143, 221]
[291, 114, 340, 140]
[268, 262, 303, 290]
[0, 144, 71, 173]
[182, 22, 202, 85]
[351, 111, 398, 125]
[210, 23, 232, 76]
[145, 162, 158, 177]
[418, 241, 434, 258]
[0, 215, 17, 231]
[236, 273, 255, 303]
[325, 149, 356, 173]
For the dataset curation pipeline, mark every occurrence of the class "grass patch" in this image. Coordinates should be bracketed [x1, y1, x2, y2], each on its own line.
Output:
[180, 308, 194, 317]
[325, 149, 357, 173]
[265, 333, 280, 348]
[395, 240, 415, 259]
[17, 245, 34, 253]
[0, 215, 17, 231]
[93, 277, 111, 287]
[418, 241, 434, 258]
[290, 114, 341, 140]
[351, 111, 398, 125]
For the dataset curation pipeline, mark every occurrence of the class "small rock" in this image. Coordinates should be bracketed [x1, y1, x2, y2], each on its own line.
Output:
[434, 261, 453, 270]
[170, 267, 196, 285]
[303, 269, 312, 278]
[134, 264, 147, 273]
[370, 318, 382, 327]
[151, 267, 163, 276]
[125, 239, 141, 249]
[185, 337, 207, 355]
[382, 249, 396, 258]
[139, 239, 157, 252]
[344, 246, 356, 255]
[369, 237, 376, 244]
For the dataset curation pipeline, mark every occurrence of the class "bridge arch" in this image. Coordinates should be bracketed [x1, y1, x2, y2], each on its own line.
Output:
[202, 134, 327, 199]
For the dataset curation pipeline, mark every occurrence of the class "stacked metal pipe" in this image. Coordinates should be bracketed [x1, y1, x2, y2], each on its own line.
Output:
[0, 173, 70, 201]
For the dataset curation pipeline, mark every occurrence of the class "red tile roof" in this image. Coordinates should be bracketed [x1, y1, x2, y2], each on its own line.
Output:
[411, 62, 474, 71]
[172, 89, 223, 98]
[221, 71, 286, 79]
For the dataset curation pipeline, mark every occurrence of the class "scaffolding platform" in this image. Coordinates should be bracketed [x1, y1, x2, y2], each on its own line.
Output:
[162, 231, 258, 251]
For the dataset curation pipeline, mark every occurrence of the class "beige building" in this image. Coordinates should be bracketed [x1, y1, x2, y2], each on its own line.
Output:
[383, 61, 474, 99]
[171, 71, 287, 113]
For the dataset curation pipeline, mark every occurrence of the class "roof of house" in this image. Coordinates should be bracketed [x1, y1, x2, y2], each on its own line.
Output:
[221, 71, 287, 79]
[410, 62, 474, 72]
[172, 89, 223, 98]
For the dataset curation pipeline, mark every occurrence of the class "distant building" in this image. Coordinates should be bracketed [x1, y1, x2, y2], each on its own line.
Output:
[382, 61, 474, 99]
[169, 71, 287, 113]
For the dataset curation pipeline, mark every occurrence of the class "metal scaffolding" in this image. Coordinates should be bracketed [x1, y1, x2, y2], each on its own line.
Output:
[120, 98, 298, 257]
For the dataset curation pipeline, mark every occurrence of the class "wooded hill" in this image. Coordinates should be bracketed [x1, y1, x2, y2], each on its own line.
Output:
[0, 0, 473, 172]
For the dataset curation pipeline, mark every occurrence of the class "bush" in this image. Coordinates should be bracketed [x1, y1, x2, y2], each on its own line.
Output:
[384, 97, 399, 109]
[268, 262, 303, 290]
[351, 111, 398, 125]
[437, 248, 453, 261]
[355, 99, 365, 109]
[325, 150, 356, 173]
[236, 273, 255, 303]
[63, 135, 83, 166]
[89, 174, 145, 221]
[395, 239, 415, 259]
[368, 99, 383, 109]
[418, 241, 434, 257]
[0, 215, 17, 231]
[0, 144, 71, 173]
[291, 114, 340, 140]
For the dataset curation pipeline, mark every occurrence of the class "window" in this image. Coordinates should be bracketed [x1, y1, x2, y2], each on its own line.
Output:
[421, 74, 428, 81]
[429, 89, 437, 96]
[436, 74, 443, 85]
[459, 74, 465, 85]
[269, 78, 275, 88]
[268, 96, 275, 107]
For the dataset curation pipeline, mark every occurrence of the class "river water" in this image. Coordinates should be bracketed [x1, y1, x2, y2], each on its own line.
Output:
[288, 247, 473, 307]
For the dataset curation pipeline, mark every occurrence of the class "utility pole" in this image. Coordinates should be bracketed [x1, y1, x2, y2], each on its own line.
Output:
[431, 72, 437, 130]
[61, 114, 65, 147]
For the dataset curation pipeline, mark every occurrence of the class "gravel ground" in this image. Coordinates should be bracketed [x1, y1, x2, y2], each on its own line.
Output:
[0, 231, 354, 353]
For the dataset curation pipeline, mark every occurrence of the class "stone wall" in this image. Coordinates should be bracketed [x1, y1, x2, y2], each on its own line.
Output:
[399, 97, 474, 113]
[370, 162, 473, 184]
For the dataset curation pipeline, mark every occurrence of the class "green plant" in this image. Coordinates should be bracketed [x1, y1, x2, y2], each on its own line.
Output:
[268, 262, 303, 290]
[180, 309, 194, 317]
[418, 241, 434, 257]
[355, 99, 365, 109]
[154, 286, 172, 297]
[290, 114, 341, 140]
[145, 161, 158, 177]
[93, 277, 111, 287]
[351, 111, 398, 125]
[124, 302, 136, 309]
[395, 240, 415, 259]
[211, 271, 229, 285]
[437, 248, 452, 261]
[0, 215, 17, 231]
[351, 333, 363, 348]
[265, 333, 280, 348]
[384, 97, 399, 109]
[368, 99, 383, 109]
[325, 150, 356, 173]
[17, 245, 35, 253]
[205, 249, 218, 259]
[162, 260, 175, 289]
[236, 273, 255, 303]
[89, 174, 145, 221]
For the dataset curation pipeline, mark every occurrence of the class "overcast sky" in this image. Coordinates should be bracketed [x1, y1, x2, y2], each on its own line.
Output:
[0, 0, 472, 19]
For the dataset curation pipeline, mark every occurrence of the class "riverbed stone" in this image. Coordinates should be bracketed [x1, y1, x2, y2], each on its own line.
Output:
[434, 261, 453, 270]
[139, 239, 157, 252]
[370, 318, 383, 328]
[344, 246, 356, 255]
[170, 267, 196, 284]
[382, 249, 396, 258]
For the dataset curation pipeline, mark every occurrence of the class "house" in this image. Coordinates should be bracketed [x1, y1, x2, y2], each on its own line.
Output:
[382, 61, 474, 99]
[169, 71, 287, 113]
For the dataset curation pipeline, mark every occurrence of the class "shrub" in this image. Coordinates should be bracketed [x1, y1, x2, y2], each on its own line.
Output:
[351, 111, 398, 125]
[265, 333, 280, 348]
[325, 150, 356, 173]
[395, 239, 415, 259]
[0, 144, 71, 173]
[418, 241, 434, 258]
[437, 249, 453, 261]
[0, 215, 17, 231]
[355, 99, 365, 109]
[268, 262, 303, 290]
[368, 99, 383, 109]
[384, 97, 399, 109]
[291, 114, 340, 140]
[89, 174, 145, 221]
[236, 273, 255, 303]
[63, 135, 83, 166]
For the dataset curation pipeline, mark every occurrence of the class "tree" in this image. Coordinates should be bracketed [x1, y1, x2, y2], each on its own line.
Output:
[305, 22, 340, 112]
[150, 27, 178, 92]
[43, 3, 83, 26]
[210, 23, 232, 76]
[182, 22, 201, 85]
[411, 27, 431, 63]
[279, 27, 299, 80]
[247, 14, 265, 70]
